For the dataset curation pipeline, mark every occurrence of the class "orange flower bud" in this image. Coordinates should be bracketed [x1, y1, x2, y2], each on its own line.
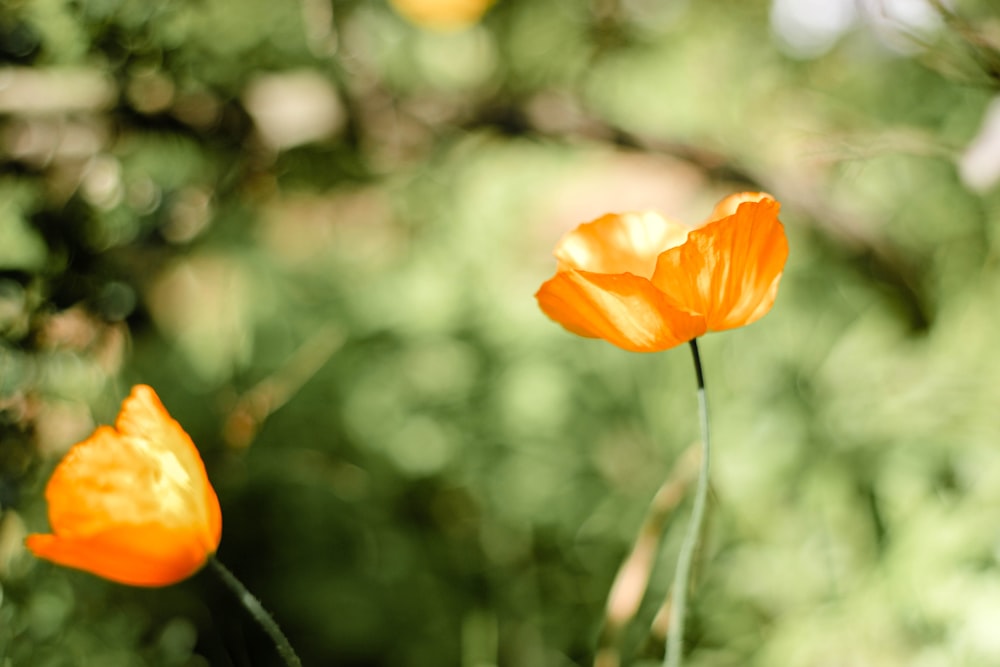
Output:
[536, 193, 788, 352]
[26, 385, 222, 587]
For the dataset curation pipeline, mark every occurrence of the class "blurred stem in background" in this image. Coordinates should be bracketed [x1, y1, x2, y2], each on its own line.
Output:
[595, 444, 700, 667]
[664, 339, 711, 667]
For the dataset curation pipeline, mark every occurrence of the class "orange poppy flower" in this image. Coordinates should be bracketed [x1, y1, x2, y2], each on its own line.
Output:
[536, 192, 788, 352]
[26, 385, 222, 587]
[390, 0, 495, 30]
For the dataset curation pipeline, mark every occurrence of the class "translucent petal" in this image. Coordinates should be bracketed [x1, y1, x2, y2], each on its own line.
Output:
[536, 270, 705, 352]
[652, 197, 788, 331]
[554, 211, 689, 279]
[704, 191, 774, 224]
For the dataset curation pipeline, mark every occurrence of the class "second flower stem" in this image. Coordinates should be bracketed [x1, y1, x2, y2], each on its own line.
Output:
[664, 338, 711, 667]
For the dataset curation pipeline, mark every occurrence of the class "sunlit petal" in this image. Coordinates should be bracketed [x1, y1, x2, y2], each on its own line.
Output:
[26, 385, 222, 587]
[536, 270, 705, 352]
[704, 191, 774, 224]
[651, 197, 788, 332]
[555, 212, 689, 279]
[113, 385, 222, 549]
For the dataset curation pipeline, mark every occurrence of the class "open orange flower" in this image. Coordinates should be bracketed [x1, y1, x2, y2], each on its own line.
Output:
[536, 192, 788, 352]
[26, 385, 222, 587]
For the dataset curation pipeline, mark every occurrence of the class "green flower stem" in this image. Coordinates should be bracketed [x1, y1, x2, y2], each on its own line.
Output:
[664, 338, 711, 667]
[209, 556, 303, 667]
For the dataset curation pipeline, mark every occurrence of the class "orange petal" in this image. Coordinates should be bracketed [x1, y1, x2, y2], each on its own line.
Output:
[536, 270, 705, 352]
[390, 0, 494, 29]
[26, 523, 212, 587]
[554, 212, 689, 279]
[28, 385, 221, 587]
[651, 197, 788, 332]
[704, 191, 774, 224]
[112, 385, 222, 549]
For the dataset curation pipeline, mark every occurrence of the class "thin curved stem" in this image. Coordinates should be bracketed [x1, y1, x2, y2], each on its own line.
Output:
[209, 556, 303, 667]
[664, 338, 711, 667]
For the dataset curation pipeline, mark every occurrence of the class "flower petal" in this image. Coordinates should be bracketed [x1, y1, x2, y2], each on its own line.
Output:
[651, 197, 788, 331]
[704, 191, 775, 224]
[27, 385, 221, 587]
[26, 523, 212, 587]
[390, 0, 494, 30]
[113, 385, 222, 549]
[554, 212, 689, 279]
[536, 270, 705, 352]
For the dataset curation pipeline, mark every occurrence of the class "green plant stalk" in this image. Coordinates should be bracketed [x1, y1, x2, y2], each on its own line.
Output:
[209, 556, 303, 667]
[664, 338, 711, 667]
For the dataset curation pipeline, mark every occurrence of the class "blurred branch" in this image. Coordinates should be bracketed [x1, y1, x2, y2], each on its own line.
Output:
[222, 325, 345, 449]
[928, 0, 1000, 88]
[755, 166, 932, 331]
[455, 99, 933, 331]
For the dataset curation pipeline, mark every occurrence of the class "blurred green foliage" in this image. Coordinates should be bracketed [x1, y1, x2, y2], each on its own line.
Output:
[3, 0, 1000, 665]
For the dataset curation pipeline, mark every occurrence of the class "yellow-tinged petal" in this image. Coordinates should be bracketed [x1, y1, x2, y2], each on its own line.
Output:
[554, 212, 689, 279]
[651, 197, 788, 332]
[26, 385, 222, 587]
[536, 270, 705, 352]
[705, 191, 774, 224]
[390, 0, 495, 30]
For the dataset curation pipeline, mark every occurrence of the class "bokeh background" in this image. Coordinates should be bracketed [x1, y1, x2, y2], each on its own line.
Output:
[3, 0, 1000, 665]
